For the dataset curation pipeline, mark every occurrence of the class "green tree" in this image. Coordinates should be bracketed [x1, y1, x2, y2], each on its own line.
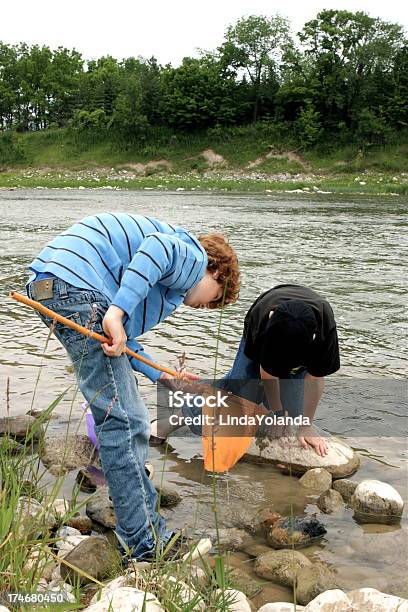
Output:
[220, 14, 291, 121]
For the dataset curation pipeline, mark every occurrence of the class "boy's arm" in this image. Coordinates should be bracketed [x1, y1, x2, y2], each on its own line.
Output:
[126, 338, 162, 382]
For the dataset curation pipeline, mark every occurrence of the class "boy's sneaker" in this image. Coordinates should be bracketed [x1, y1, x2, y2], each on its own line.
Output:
[124, 532, 211, 565]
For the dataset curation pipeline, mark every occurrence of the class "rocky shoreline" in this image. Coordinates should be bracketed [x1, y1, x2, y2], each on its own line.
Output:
[0, 412, 406, 611]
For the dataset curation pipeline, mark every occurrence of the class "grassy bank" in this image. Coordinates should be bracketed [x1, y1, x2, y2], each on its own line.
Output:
[1, 126, 408, 195]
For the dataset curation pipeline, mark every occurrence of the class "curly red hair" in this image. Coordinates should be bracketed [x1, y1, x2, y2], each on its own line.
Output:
[198, 233, 240, 309]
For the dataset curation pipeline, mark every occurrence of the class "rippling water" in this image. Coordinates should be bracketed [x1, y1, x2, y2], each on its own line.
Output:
[0, 189, 407, 605]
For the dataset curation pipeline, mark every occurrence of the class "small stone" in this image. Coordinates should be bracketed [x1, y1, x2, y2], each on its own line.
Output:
[350, 480, 404, 522]
[60, 535, 116, 584]
[76, 467, 105, 492]
[67, 515, 93, 534]
[299, 469, 332, 492]
[0, 415, 43, 441]
[295, 562, 338, 605]
[86, 487, 116, 528]
[316, 489, 344, 514]
[155, 485, 181, 507]
[88, 586, 164, 611]
[56, 535, 89, 558]
[16, 497, 54, 537]
[332, 479, 358, 503]
[254, 549, 312, 586]
[56, 525, 82, 539]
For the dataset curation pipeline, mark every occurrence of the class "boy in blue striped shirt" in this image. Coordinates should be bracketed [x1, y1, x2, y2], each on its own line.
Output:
[26, 213, 239, 561]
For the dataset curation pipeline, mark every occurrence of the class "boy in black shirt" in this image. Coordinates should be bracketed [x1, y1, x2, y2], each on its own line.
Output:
[241, 284, 340, 456]
[152, 284, 340, 457]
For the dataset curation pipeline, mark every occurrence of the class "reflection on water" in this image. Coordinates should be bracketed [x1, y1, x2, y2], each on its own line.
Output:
[0, 189, 407, 603]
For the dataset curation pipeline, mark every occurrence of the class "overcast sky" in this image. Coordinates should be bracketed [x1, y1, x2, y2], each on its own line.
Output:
[1, 0, 407, 65]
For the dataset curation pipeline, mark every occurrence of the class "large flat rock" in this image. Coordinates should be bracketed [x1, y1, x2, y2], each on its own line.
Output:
[242, 432, 360, 478]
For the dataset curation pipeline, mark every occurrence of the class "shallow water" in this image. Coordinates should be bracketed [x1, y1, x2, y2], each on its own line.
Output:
[0, 189, 407, 604]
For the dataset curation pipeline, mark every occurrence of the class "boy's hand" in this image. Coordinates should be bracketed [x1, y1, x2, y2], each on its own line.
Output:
[102, 306, 127, 357]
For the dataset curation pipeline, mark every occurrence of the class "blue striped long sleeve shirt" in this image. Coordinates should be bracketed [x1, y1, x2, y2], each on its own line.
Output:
[28, 213, 208, 381]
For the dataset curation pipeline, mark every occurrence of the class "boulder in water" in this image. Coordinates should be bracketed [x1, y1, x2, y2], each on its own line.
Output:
[331, 479, 358, 503]
[41, 434, 100, 475]
[316, 489, 344, 514]
[295, 562, 338, 605]
[350, 480, 404, 523]
[254, 549, 312, 586]
[0, 415, 43, 441]
[299, 469, 332, 492]
[243, 433, 359, 478]
[265, 516, 327, 549]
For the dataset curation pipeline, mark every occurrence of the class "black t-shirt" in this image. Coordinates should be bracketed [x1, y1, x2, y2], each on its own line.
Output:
[243, 284, 340, 377]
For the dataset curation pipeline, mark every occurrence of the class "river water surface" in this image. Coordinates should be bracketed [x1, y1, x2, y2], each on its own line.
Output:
[0, 189, 407, 606]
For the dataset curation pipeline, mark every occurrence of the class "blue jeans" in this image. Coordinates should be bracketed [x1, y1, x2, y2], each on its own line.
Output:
[27, 278, 172, 559]
[182, 337, 307, 436]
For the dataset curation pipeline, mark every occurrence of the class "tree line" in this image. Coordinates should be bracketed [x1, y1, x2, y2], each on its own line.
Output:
[0, 10, 407, 149]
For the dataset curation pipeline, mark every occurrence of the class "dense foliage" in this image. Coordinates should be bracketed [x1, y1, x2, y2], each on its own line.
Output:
[0, 10, 407, 149]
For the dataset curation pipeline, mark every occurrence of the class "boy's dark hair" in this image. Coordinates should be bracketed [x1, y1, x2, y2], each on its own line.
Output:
[198, 233, 240, 309]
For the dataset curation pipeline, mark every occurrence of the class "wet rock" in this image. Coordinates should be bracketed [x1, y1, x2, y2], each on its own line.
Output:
[41, 434, 100, 475]
[67, 515, 93, 534]
[216, 589, 251, 611]
[243, 434, 359, 478]
[60, 535, 116, 584]
[242, 542, 271, 558]
[299, 469, 332, 492]
[295, 562, 338, 605]
[0, 415, 43, 441]
[303, 589, 352, 611]
[265, 517, 327, 549]
[86, 487, 116, 529]
[204, 528, 250, 551]
[254, 549, 312, 586]
[87, 586, 164, 611]
[331, 479, 358, 503]
[258, 604, 305, 611]
[316, 489, 344, 514]
[256, 508, 283, 534]
[229, 567, 263, 598]
[347, 587, 408, 611]
[155, 485, 181, 507]
[350, 480, 404, 523]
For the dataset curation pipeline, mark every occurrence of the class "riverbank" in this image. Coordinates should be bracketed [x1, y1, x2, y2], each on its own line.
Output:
[1, 166, 407, 196]
[1, 127, 408, 195]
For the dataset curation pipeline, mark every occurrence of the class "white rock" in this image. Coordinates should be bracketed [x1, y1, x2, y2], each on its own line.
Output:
[304, 589, 352, 611]
[258, 603, 305, 611]
[183, 537, 212, 561]
[243, 432, 359, 478]
[50, 498, 71, 517]
[0, 607, 11, 611]
[56, 525, 82, 539]
[347, 587, 408, 611]
[86, 587, 164, 611]
[351, 480, 404, 519]
[216, 589, 251, 612]
[56, 535, 89, 558]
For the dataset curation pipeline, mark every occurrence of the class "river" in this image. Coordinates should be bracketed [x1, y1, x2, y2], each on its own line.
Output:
[0, 188, 407, 605]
